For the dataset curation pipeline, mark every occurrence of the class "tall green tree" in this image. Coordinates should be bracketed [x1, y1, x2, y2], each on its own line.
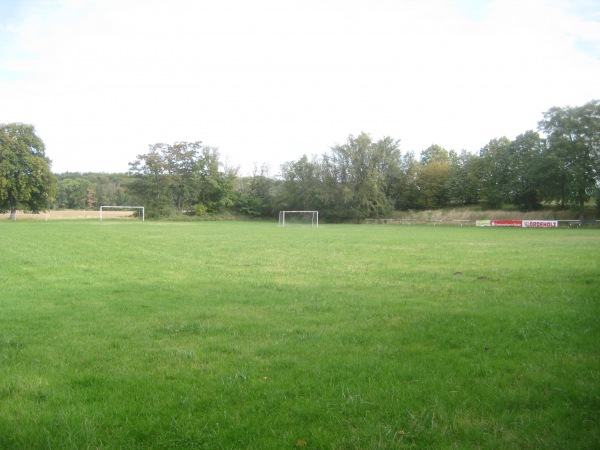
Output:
[129, 146, 172, 217]
[415, 145, 452, 208]
[446, 150, 481, 206]
[538, 100, 600, 219]
[0, 123, 57, 220]
[56, 177, 91, 209]
[88, 173, 130, 207]
[420, 144, 451, 166]
[129, 142, 236, 217]
[53, 172, 130, 210]
[161, 141, 202, 212]
[234, 164, 278, 217]
[280, 155, 324, 211]
[506, 131, 545, 210]
[327, 133, 400, 219]
[195, 146, 236, 213]
[478, 137, 512, 209]
[394, 151, 421, 210]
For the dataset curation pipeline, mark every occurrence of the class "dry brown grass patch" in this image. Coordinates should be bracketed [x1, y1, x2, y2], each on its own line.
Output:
[1, 210, 134, 220]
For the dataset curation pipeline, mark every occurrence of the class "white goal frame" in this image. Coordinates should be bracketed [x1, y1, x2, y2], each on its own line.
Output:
[100, 206, 145, 222]
[278, 210, 318, 227]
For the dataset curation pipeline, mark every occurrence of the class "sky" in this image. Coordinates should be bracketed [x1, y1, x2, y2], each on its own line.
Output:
[1, 0, 599, 176]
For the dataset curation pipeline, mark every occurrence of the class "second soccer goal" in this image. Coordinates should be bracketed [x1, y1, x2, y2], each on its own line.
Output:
[278, 211, 319, 227]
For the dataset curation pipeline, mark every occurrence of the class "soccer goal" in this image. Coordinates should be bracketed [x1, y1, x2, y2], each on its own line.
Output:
[100, 206, 145, 221]
[278, 210, 318, 227]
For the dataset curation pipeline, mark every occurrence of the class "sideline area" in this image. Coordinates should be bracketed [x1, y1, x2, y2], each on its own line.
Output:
[0, 210, 134, 220]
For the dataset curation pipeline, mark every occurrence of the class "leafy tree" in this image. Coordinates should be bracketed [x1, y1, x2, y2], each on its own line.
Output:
[420, 144, 451, 166]
[0, 123, 57, 220]
[277, 134, 403, 221]
[161, 141, 202, 212]
[56, 177, 91, 209]
[478, 137, 512, 209]
[86, 186, 97, 209]
[313, 153, 346, 219]
[416, 162, 450, 209]
[506, 131, 545, 210]
[89, 173, 130, 208]
[53, 172, 131, 210]
[327, 133, 400, 219]
[234, 189, 264, 217]
[538, 100, 600, 219]
[446, 150, 481, 206]
[235, 164, 279, 217]
[129, 147, 172, 217]
[129, 142, 236, 218]
[415, 145, 452, 208]
[280, 155, 323, 211]
[195, 146, 236, 213]
[394, 151, 421, 210]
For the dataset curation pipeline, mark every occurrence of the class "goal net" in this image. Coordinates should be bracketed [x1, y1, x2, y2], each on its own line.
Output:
[278, 210, 318, 227]
[100, 206, 145, 221]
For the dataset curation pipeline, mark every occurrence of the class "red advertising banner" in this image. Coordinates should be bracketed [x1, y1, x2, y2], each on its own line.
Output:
[491, 220, 522, 227]
[522, 220, 558, 228]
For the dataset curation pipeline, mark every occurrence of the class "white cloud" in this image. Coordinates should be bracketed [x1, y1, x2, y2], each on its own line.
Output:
[0, 0, 599, 174]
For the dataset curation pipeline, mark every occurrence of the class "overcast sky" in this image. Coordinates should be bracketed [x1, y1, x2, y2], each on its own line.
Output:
[1, 0, 599, 175]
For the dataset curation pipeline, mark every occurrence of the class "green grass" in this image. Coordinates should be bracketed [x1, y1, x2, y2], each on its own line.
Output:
[1, 221, 599, 449]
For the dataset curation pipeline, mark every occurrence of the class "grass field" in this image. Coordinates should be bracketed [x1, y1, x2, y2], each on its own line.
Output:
[1, 221, 598, 449]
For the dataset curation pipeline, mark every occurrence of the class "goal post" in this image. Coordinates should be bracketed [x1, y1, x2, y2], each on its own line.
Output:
[100, 206, 145, 221]
[278, 210, 318, 227]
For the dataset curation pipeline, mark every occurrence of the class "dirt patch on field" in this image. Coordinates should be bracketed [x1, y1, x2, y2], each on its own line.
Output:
[1, 210, 135, 221]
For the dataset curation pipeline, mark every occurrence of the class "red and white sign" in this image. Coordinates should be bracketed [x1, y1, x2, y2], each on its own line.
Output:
[491, 220, 522, 227]
[522, 220, 558, 228]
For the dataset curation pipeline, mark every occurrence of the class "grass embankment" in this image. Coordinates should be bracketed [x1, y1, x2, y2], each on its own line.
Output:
[392, 207, 599, 223]
[2, 205, 598, 223]
[0, 221, 598, 448]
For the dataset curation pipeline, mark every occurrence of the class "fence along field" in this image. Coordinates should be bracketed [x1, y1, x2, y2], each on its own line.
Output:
[5, 210, 599, 227]
[0, 221, 598, 448]
[0, 209, 136, 220]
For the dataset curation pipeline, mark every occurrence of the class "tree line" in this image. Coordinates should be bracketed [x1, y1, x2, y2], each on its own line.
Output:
[2, 100, 599, 221]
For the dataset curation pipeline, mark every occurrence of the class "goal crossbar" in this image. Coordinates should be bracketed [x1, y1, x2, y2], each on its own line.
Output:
[278, 210, 318, 227]
[100, 206, 145, 221]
